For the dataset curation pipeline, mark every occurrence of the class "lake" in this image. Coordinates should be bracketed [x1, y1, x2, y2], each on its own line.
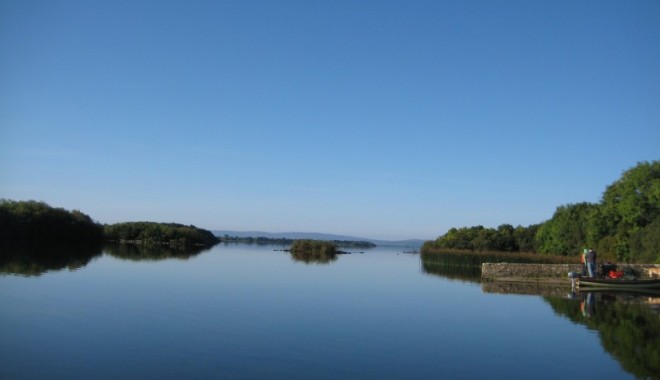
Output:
[1, 243, 658, 380]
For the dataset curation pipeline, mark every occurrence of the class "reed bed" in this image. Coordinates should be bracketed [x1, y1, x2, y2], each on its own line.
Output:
[421, 248, 579, 267]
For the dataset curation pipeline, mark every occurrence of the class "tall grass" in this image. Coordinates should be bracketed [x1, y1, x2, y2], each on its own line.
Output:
[421, 248, 579, 267]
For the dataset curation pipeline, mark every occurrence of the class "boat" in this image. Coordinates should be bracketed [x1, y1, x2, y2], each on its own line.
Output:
[577, 287, 660, 297]
[576, 277, 660, 289]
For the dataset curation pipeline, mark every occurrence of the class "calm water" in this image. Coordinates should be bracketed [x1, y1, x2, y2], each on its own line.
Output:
[1, 244, 658, 380]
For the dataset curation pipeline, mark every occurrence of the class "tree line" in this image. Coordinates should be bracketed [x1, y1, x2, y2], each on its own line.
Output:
[423, 161, 660, 263]
[0, 200, 219, 248]
[104, 222, 219, 247]
[0, 200, 104, 246]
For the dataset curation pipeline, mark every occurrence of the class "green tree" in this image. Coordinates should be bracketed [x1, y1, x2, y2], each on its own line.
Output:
[513, 224, 539, 252]
[602, 161, 660, 228]
[599, 161, 660, 262]
[628, 219, 660, 263]
[495, 224, 517, 251]
[534, 202, 598, 255]
[104, 222, 219, 247]
[424, 161, 659, 262]
[0, 199, 104, 245]
[472, 228, 497, 251]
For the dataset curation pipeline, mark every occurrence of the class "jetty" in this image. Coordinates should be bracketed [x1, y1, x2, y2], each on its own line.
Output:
[481, 263, 655, 284]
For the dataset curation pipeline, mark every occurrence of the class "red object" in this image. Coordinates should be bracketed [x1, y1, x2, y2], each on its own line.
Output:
[608, 271, 624, 279]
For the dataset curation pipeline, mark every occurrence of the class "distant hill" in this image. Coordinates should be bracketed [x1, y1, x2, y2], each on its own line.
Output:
[212, 230, 425, 248]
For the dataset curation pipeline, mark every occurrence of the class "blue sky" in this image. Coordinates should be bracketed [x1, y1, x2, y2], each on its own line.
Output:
[1, 0, 659, 240]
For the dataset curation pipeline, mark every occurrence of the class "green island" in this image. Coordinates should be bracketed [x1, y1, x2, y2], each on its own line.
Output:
[422, 161, 660, 265]
[0, 200, 220, 249]
[104, 221, 220, 248]
[0, 202, 221, 275]
[288, 240, 339, 264]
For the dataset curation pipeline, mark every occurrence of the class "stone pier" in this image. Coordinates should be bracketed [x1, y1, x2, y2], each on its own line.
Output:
[481, 262, 657, 284]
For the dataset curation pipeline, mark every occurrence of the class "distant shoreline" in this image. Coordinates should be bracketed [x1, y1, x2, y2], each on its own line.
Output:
[218, 235, 377, 248]
[213, 230, 425, 248]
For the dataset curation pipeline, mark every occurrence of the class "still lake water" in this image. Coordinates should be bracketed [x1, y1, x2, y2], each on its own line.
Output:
[1, 243, 658, 380]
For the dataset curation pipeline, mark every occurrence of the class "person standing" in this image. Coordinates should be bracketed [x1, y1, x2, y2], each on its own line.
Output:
[581, 248, 588, 276]
[585, 249, 597, 278]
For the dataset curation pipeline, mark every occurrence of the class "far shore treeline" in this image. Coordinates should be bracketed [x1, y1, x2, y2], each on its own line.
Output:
[219, 234, 376, 248]
[423, 161, 660, 263]
[0, 199, 220, 248]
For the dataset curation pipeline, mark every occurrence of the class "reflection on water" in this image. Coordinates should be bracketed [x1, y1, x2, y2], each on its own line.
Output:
[0, 244, 103, 276]
[289, 249, 338, 264]
[0, 243, 211, 276]
[420, 253, 481, 283]
[1, 243, 657, 380]
[444, 259, 660, 380]
[547, 291, 660, 380]
[481, 281, 569, 297]
[104, 243, 210, 261]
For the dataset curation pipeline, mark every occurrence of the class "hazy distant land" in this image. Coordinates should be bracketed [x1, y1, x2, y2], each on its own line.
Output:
[213, 230, 425, 248]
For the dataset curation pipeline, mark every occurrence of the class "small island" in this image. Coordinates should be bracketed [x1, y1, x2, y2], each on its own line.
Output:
[289, 240, 339, 264]
[104, 221, 220, 248]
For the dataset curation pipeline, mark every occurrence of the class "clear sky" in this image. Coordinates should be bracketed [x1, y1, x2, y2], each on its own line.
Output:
[1, 0, 659, 240]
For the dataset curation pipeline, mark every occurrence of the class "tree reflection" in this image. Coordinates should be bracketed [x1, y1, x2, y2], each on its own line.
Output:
[0, 244, 103, 276]
[289, 249, 338, 264]
[546, 291, 660, 380]
[420, 252, 481, 283]
[104, 243, 210, 261]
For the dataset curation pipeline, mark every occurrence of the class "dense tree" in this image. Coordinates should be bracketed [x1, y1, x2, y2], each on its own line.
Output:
[0, 200, 104, 245]
[426, 224, 534, 253]
[104, 222, 219, 248]
[513, 224, 539, 252]
[601, 161, 660, 228]
[597, 161, 660, 261]
[423, 161, 660, 263]
[535, 202, 598, 256]
[495, 224, 517, 252]
[628, 219, 660, 264]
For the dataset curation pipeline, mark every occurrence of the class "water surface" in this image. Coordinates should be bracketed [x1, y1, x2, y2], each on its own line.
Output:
[1, 244, 657, 379]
